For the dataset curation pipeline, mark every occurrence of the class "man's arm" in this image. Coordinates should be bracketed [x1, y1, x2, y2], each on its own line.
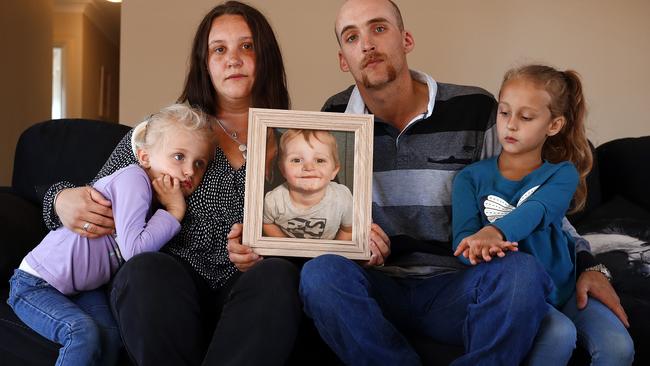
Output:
[480, 103, 501, 160]
[563, 218, 630, 327]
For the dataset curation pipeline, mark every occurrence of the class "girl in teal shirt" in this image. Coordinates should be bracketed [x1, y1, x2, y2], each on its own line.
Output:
[452, 64, 633, 365]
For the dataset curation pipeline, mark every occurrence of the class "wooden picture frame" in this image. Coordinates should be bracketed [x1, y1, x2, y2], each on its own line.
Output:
[243, 108, 374, 260]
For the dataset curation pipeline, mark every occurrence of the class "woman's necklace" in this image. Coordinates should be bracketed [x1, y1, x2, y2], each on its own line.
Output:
[216, 119, 247, 160]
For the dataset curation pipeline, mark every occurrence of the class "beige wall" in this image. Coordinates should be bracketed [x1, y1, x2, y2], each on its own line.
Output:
[123, 0, 649, 145]
[0, 0, 53, 186]
[82, 14, 120, 122]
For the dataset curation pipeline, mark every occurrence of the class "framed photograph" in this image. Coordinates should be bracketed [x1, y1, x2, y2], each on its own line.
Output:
[243, 108, 374, 260]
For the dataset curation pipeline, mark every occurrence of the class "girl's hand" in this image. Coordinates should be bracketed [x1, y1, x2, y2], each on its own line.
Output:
[454, 226, 518, 265]
[55, 186, 114, 238]
[152, 175, 185, 221]
[227, 223, 263, 272]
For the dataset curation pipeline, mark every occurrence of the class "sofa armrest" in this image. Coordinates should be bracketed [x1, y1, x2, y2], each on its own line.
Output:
[0, 191, 47, 282]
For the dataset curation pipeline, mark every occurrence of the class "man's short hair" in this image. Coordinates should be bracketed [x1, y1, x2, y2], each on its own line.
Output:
[335, 0, 405, 45]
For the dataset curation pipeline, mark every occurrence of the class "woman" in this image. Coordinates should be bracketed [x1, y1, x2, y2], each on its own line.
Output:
[41, 2, 301, 365]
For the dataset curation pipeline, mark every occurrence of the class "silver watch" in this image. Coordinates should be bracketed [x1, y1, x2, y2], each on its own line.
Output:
[584, 264, 613, 282]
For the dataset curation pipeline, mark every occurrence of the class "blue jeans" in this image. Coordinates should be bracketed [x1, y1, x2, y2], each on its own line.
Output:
[526, 292, 634, 366]
[300, 252, 553, 366]
[7, 269, 122, 366]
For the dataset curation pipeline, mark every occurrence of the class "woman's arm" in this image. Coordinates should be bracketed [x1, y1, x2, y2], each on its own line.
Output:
[42, 130, 137, 236]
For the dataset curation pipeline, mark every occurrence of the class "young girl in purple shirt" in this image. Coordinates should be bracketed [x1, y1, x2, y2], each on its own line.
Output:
[7, 103, 214, 366]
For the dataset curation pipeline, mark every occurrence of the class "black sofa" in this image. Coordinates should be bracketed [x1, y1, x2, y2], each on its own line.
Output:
[1, 119, 648, 365]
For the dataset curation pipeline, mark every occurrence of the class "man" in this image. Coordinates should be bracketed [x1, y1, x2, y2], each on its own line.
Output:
[298, 0, 628, 364]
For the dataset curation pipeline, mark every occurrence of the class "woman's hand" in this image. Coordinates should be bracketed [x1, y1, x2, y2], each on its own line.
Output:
[454, 226, 518, 265]
[152, 174, 186, 222]
[227, 223, 263, 272]
[576, 271, 630, 327]
[363, 223, 391, 267]
[55, 186, 114, 238]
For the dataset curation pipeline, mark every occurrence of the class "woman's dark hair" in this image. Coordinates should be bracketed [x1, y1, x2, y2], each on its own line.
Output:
[178, 1, 290, 116]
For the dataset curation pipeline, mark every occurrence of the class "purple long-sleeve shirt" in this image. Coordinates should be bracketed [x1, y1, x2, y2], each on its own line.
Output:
[25, 165, 180, 295]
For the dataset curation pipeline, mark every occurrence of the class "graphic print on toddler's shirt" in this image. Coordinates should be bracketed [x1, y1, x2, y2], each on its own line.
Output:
[284, 217, 327, 239]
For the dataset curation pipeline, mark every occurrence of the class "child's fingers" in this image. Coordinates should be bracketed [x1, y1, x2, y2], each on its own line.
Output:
[489, 246, 505, 258]
[171, 177, 181, 189]
[481, 246, 492, 262]
[503, 242, 518, 252]
[163, 174, 173, 187]
[454, 241, 468, 257]
[468, 247, 480, 265]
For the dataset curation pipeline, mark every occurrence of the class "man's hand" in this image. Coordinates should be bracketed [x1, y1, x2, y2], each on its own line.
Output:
[454, 226, 518, 265]
[576, 270, 630, 327]
[227, 223, 263, 272]
[363, 223, 391, 267]
[55, 186, 114, 238]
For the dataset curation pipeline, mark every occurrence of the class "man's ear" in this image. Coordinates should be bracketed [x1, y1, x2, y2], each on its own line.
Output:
[137, 148, 151, 168]
[547, 116, 566, 137]
[403, 30, 415, 54]
[338, 50, 350, 72]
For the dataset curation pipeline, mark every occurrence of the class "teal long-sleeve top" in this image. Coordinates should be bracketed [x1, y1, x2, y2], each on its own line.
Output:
[452, 156, 578, 307]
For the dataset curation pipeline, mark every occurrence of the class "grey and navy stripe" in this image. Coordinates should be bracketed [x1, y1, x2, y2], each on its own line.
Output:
[323, 82, 499, 257]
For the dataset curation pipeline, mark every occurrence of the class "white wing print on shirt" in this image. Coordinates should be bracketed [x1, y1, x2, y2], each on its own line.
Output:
[483, 185, 540, 223]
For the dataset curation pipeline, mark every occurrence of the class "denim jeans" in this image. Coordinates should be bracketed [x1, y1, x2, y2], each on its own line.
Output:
[526, 292, 635, 366]
[7, 269, 122, 366]
[300, 252, 553, 366]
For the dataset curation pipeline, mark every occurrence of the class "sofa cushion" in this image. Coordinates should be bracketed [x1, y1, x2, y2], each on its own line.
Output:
[596, 136, 650, 213]
[12, 119, 131, 205]
[0, 192, 47, 282]
[0, 288, 59, 366]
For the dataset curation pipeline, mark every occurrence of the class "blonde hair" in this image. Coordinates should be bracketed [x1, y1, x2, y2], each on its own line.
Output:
[132, 103, 214, 154]
[279, 129, 340, 166]
[500, 64, 593, 213]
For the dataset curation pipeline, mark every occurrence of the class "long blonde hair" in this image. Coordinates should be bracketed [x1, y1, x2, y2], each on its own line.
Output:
[500, 65, 593, 213]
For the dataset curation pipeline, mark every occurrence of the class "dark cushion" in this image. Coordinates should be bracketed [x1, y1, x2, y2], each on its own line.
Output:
[0, 191, 47, 282]
[597, 136, 650, 212]
[0, 288, 59, 366]
[12, 119, 131, 205]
